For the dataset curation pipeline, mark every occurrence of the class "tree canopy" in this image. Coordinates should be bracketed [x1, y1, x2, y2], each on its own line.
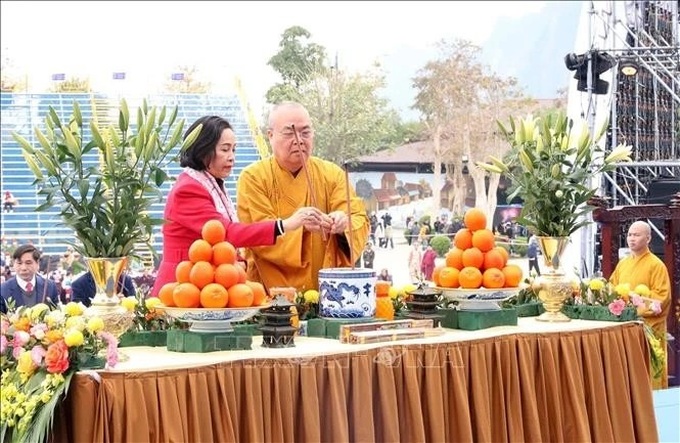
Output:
[412, 39, 538, 222]
[265, 26, 420, 163]
[265, 26, 327, 104]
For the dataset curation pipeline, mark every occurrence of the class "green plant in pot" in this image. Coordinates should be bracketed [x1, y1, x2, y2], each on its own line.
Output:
[12, 99, 201, 308]
[476, 112, 632, 322]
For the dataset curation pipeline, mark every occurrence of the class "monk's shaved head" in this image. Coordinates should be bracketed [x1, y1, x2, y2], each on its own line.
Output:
[629, 221, 651, 237]
[627, 220, 651, 255]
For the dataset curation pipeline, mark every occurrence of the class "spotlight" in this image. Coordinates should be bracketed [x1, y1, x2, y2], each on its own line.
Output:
[619, 57, 639, 76]
[564, 50, 616, 95]
[564, 53, 585, 71]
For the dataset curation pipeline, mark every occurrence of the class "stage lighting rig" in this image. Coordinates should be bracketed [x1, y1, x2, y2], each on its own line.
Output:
[564, 50, 616, 94]
[618, 57, 639, 76]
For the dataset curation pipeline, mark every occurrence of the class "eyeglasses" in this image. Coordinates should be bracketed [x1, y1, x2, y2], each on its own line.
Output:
[277, 129, 314, 140]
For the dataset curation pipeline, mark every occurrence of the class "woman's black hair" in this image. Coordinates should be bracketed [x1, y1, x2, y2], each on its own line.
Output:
[179, 115, 233, 170]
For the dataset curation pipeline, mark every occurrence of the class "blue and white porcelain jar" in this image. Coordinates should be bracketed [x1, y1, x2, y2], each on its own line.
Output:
[318, 267, 376, 318]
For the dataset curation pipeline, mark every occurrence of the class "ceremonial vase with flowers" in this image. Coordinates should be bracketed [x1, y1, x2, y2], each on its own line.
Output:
[0, 302, 118, 443]
[477, 112, 632, 321]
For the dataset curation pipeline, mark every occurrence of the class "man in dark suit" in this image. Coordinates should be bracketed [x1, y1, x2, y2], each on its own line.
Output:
[0, 244, 59, 313]
[70, 272, 136, 307]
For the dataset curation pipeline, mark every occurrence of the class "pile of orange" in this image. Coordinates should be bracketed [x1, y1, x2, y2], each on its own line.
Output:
[157, 220, 267, 309]
[434, 208, 523, 289]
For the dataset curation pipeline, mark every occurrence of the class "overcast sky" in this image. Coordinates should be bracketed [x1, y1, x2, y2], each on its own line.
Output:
[1, 1, 546, 112]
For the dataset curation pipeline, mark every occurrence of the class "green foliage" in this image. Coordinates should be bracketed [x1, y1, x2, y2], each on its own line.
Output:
[429, 235, 451, 257]
[13, 99, 202, 258]
[514, 243, 528, 258]
[412, 39, 483, 124]
[298, 67, 402, 164]
[265, 26, 403, 163]
[477, 113, 632, 237]
[383, 120, 428, 145]
[266, 26, 327, 102]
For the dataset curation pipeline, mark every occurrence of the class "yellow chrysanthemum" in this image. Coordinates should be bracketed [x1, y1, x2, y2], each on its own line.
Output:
[145, 297, 162, 309]
[588, 279, 605, 291]
[30, 303, 50, 321]
[64, 329, 84, 347]
[65, 316, 86, 331]
[64, 302, 85, 317]
[303, 289, 319, 304]
[402, 284, 417, 296]
[615, 283, 632, 297]
[16, 352, 37, 376]
[86, 317, 105, 333]
[634, 284, 650, 297]
[121, 297, 138, 312]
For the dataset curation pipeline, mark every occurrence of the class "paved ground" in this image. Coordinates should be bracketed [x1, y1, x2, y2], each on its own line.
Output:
[368, 232, 530, 289]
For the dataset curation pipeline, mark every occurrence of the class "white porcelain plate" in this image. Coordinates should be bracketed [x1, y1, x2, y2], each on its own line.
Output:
[436, 287, 518, 311]
[157, 305, 270, 332]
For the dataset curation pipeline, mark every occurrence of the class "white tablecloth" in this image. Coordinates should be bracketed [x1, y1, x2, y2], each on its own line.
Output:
[95, 318, 639, 373]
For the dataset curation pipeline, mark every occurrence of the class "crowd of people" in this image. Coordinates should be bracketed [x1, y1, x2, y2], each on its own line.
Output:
[0, 243, 151, 313]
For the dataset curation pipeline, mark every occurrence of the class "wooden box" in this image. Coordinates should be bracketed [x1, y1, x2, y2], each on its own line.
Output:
[306, 318, 379, 339]
[338, 319, 434, 343]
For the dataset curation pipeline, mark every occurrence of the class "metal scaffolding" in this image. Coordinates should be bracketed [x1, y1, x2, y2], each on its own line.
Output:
[596, 0, 679, 207]
[567, 1, 679, 275]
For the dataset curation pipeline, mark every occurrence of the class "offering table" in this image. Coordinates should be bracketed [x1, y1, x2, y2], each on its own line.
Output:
[55, 318, 658, 442]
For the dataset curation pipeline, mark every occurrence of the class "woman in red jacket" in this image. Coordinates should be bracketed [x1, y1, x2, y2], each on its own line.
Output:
[151, 116, 323, 295]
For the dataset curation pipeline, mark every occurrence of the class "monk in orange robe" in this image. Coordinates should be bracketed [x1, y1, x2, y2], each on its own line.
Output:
[610, 220, 671, 389]
[236, 102, 370, 292]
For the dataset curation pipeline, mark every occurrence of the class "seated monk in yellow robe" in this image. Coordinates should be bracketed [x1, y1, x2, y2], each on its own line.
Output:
[609, 221, 671, 389]
[236, 102, 369, 292]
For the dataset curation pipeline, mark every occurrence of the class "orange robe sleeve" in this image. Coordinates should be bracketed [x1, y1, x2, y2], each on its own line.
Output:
[237, 157, 369, 292]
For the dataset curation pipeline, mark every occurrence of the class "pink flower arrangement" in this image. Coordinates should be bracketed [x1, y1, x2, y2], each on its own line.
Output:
[577, 277, 662, 318]
[631, 295, 662, 315]
[1, 302, 119, 442]
[608, 299, 627, 316]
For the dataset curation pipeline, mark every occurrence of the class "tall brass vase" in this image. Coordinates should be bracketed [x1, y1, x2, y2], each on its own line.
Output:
[535, 237, 572, 322]
[85, 256, 129, 301]
[83, 257, 134, 339]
